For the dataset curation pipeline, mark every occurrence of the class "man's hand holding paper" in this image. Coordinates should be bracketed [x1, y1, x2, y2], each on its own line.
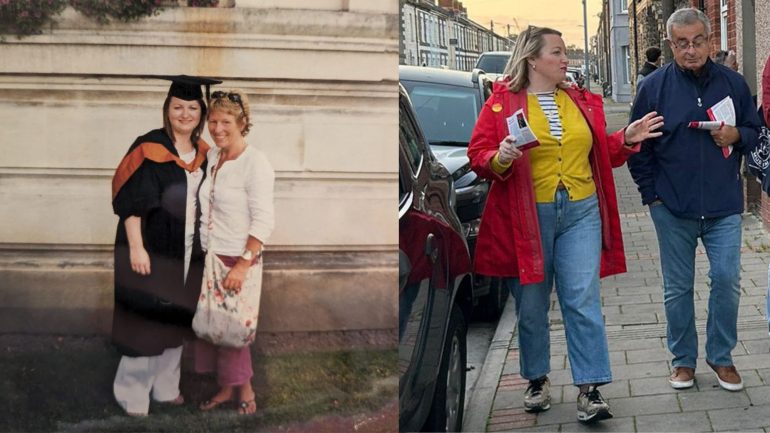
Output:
[709, 124, 741, 149]
[687, 95, 738, 157]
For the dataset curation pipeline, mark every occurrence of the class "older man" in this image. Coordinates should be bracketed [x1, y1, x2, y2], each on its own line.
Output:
[628, 8, 760, 392]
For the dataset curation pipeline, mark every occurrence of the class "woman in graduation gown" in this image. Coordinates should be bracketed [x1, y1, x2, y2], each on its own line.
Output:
[110, 75, 220, 416]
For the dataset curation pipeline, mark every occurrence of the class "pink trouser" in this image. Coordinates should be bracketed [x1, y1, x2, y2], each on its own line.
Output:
[191, 339, 253, 386]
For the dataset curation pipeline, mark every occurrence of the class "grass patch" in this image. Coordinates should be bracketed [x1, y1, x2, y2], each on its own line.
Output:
[0, 336, 397, 432]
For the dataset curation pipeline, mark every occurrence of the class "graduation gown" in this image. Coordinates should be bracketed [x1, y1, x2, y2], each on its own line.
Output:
[111, 128, 209, 357]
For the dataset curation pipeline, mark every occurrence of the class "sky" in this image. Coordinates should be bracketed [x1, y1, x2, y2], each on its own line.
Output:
[460, 0, 604, 49]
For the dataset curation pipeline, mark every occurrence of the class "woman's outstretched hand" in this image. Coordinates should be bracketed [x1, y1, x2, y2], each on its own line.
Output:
[624, 111, 664, 145]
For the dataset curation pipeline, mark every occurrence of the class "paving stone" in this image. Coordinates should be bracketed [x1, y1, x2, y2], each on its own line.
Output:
[743, 338, 770, 355]
[530, 402, 577, 426]
[607, 337, 665, 352]
[746, 386, 770, 405]
[609, 350, 627, 365]
[636, 410, 712, 432]
[626, 347, 671, 364]
[492, 389, 524, 411]
[739, 328, 770, 341]
[550, 355, 566, 370]
[603, 294, 653, 305]
[757, 368, 770, 385]
[733, 353, 770, 371]
[604, 312, 659, 326]
[616, 285, 663, 296]
[621, 302, 666, 315]
[611, 361, 670, 381]
[609, 393, 681, 417]
[709, 404, 770, 431]
[559, 416, 636, 432]
[545, 368, 573, 386]
[679, 388, 751, 411]
[630, 376, 685, 396]
[504, 424, 559, 432]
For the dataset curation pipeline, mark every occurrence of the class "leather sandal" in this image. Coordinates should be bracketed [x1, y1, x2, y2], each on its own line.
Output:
[238, 398, 257, 415]
[199, 397, 231, 411]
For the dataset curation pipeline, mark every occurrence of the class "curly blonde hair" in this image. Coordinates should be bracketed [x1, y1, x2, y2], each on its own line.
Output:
[209, 89, 253, 137]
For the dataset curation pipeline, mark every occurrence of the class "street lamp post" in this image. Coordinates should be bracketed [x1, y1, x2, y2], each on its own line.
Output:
[582, 0, 591, 91]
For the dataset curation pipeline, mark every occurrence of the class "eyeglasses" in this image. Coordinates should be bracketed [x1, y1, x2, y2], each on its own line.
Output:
[671, 37, 707, 51]
[211, 91, 245, 114]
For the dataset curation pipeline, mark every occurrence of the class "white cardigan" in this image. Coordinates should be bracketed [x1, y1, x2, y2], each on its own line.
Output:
[199, 145, 275, 256]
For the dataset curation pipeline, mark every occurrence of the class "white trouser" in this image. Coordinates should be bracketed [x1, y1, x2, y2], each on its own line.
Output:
[113, 345, 183, 415]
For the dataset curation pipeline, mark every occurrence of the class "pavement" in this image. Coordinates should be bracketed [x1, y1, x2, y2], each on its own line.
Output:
[463, 98, 770, 432]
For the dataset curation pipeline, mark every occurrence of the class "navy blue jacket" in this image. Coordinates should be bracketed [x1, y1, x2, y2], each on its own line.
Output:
[628, 59, 761, 219]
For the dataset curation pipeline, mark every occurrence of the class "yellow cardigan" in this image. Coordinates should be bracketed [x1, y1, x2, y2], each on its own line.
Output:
[492, 89, 595, 203]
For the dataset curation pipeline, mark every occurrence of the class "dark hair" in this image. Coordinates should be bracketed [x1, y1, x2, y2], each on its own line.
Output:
[645, 47, 662, 62]
[713, 50, 729, 64]
[162, 96, 207, 144]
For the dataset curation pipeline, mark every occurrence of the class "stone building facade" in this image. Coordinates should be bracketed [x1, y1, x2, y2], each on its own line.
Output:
[0, 1, 398, 350]
[400, 0, 513, 71]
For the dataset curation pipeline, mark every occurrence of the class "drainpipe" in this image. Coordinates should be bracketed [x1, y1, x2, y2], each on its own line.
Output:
[662, 0, 674, 62]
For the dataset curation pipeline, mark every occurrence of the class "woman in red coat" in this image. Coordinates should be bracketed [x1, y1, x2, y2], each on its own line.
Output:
[467, 26, 663, 423]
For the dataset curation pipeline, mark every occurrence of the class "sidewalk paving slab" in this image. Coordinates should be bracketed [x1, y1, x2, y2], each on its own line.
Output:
[464, 115, 770, 431]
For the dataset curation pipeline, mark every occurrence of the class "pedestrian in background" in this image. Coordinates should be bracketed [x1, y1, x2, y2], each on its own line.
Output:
[636, 46, 662, 86]
[467, 25, 663, 423]
[713, 50, 739, 71]
[110, 75, 218, 416]
[628, 8, 761, 392]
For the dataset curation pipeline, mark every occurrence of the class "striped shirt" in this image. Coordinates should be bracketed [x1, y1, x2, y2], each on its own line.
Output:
[534, 91, 563, 140]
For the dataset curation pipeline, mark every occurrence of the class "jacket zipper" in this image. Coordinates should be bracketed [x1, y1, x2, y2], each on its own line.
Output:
[695, 80, 705, 219]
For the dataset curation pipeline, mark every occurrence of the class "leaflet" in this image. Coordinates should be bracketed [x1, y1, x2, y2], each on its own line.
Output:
[687, 120, 725, 130]
[687, 96, 735, 158]
[506, 109, 539, 150]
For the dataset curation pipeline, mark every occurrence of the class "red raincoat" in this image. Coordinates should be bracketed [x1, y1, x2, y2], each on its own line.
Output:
[467, 80, 639, 285]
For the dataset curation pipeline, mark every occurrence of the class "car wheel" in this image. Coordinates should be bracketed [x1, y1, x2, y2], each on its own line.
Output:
[476, 277, 508, 321]
[423, 304, 467, 433]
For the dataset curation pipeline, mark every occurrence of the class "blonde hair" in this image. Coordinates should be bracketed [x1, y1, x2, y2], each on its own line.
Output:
[208, 88, 253, 137]
[503, 26, 563, 92]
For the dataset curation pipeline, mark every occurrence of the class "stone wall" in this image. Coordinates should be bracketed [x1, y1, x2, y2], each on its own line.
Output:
[755, 0, 770, 232]
[0, 2, 399, 348]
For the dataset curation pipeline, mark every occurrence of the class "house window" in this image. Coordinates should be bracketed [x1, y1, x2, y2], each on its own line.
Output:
[619, 0, 627, 13]
[720, 0, 728, 50]
[621, 45, 630, 84]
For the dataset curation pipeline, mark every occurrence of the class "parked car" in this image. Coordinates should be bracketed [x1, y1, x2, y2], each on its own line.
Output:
[399, 65, 509, 320]
[399, 84, 473, 433]
[566, 67, 585, 88]
[474, 51, 510, 80]
[476, 51, 586, 88]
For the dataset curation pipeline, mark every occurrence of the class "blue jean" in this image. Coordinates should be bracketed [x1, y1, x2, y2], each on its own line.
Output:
[505, 191, 612, 386]
[649, 203, 742, 368]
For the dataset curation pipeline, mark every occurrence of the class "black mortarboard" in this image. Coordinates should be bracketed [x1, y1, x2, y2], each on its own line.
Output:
[153, 75, 223, 101]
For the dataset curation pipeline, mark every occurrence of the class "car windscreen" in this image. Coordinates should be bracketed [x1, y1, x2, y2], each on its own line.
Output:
[401, 81, 479, 146]
[475, 55, 508, 74]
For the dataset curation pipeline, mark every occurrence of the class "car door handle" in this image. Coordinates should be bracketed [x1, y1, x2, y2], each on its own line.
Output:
[425, 233, 438, 263]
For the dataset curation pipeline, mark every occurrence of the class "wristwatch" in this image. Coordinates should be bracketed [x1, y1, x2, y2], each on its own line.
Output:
[240, 248, 263, 261]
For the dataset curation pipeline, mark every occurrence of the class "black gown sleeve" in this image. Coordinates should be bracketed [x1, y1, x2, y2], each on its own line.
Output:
[112, 161, 162, 219]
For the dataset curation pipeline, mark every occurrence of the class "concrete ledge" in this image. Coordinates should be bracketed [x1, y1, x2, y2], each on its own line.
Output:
[0, 248, 396, 335]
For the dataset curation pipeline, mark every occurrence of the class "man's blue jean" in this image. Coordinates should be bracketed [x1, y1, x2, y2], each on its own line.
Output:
[649, 203, 742, 368]
[504, 191, 612, 386]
